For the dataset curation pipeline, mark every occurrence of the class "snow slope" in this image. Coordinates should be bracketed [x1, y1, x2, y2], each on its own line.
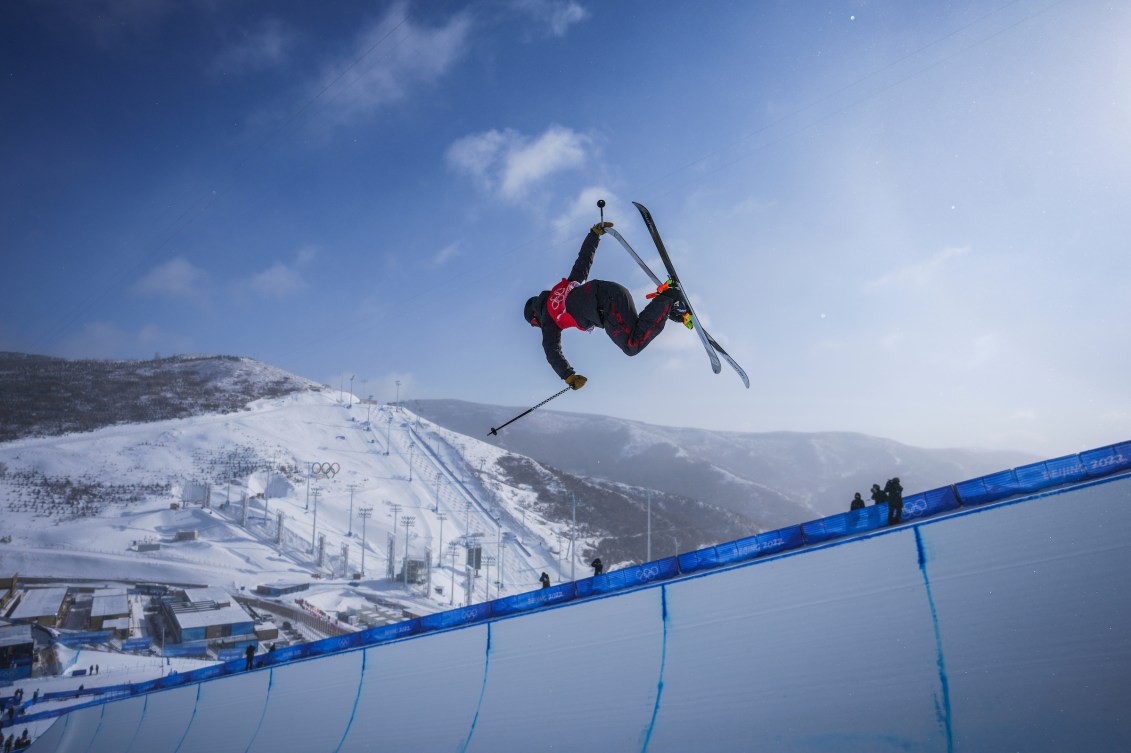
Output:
[24, 469, 1131, 752]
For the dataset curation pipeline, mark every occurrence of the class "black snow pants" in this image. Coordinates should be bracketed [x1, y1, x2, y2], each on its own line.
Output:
[594, 281, 672, 357]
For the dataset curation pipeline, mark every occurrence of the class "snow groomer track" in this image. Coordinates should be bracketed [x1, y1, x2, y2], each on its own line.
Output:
[28, 441, 1131, 752]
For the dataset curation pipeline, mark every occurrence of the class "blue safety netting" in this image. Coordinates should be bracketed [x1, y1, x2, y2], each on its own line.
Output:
[491, 582, 577, 617]
[575, 557, 678, 598]
[802, 504, 888, 545]
[899, 486, 961, 522]
[678, 526, 804, 574]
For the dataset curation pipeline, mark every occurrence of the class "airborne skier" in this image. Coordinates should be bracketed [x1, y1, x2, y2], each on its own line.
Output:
[523, 221, 689, 390]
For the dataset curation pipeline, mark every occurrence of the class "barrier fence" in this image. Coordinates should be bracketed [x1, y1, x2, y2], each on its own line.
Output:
[13, 439, 1130, 725]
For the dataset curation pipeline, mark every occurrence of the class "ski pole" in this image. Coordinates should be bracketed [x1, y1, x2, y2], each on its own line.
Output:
[488, 386, 570, 436]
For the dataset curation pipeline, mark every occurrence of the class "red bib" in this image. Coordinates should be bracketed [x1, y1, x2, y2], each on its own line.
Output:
[547, 278, 584, 330]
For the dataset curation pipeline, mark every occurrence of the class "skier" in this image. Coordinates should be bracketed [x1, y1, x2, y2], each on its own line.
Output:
[524, 221, 689, 389]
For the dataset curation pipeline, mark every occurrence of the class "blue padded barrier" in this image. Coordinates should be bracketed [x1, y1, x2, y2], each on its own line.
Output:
[955, 469, 1021, 506]
[1081, 441, 1131, 478]
[802, 504, 888, 545]
[190, 664, 226, 681]
[679, 525, 804, 574]
[358, 617, 422, 645]
[899, 486, 961, 523]
[420, 603, 491, 632]
[1014, 454, 1088, 492]
[491, 582, 577, 617]
[575, 557, 678, 599]
[259, 643, 308, 666]
[304, 632, 359, 659]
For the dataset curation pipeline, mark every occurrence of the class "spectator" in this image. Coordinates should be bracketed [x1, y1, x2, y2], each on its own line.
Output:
[245, 645, 255, 671]
[590, 558, 604, 576]
[850, 492, 865, 511]
[885, 477, 904, 525]
[539, 572, 551, 589]
[870, 483, 887, 507]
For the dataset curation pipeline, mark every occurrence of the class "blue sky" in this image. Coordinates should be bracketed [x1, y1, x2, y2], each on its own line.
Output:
[2, 0, 1129, 457]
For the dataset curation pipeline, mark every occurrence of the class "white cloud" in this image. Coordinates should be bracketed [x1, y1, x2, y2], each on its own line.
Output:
[316, 3, 472, 124]
[447, 125, 592, 200]
[133, 257, 209, 299]
[212, 19, 293, 76]
[552, 186, 618, 240]
[431, 242, 461, 268]
[511, 0, 590, 37]
[247, 247, 316, 299]
[865, 245, 971, 289]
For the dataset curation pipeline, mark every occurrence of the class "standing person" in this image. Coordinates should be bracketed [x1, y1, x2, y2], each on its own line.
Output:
[870, 483, 888, 508]
[590, 558, 604, 576]
[885, 477, 904, 525]
[539, 572, 551, 589]
[524, 222, 689, 390]
[850, 492, 865, 511]
[244, 644, 255, 671]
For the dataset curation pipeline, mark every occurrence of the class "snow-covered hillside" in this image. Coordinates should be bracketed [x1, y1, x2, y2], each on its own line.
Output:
[0, 380, 753, 622]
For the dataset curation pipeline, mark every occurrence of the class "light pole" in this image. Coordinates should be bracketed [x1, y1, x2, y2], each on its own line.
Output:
[434, 474, 445, 509]
[436, 513, 446, 567]
[366, 395, 373, 426]
[310, 488, 320, 554]
[349, 374, 354, 405]
[385, 414, 392, 455]
[407, 442, 415, 482]
[402, 516, 415, 588]
[395, 379, 401, 406]
[347, 484, 357, 536]
[448, 542, 458, 605]
[484, 555, 496, 601]
[358, 507, 373, 577]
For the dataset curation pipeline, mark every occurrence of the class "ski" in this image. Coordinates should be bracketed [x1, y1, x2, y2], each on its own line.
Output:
[607, 212, 750, 388]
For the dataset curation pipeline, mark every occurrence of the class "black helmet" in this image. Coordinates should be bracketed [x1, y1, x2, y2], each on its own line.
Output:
[524, 296, 541, 327]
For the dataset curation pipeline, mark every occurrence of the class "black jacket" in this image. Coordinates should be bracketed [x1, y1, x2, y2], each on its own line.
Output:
[533, 231, 602, 379]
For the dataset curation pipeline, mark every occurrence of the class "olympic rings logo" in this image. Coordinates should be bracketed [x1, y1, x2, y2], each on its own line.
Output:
[311, 462, 340, 478]
[636, 565, 661, 582]
[905, 498, 929, 515]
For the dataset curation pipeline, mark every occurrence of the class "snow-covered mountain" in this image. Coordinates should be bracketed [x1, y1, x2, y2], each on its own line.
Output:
[0, 352, 323, 442]
[405, 398, 1038, 527]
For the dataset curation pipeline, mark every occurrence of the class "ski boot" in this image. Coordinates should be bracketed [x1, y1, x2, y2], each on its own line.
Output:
[649, 279, 693, 329]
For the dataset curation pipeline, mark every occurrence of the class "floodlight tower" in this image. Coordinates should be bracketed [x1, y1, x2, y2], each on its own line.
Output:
[358, 507, 373, 577]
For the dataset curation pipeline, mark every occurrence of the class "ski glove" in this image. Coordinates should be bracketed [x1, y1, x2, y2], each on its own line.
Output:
[590, 221, 614, 236]
[565, 374, 587, 390]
